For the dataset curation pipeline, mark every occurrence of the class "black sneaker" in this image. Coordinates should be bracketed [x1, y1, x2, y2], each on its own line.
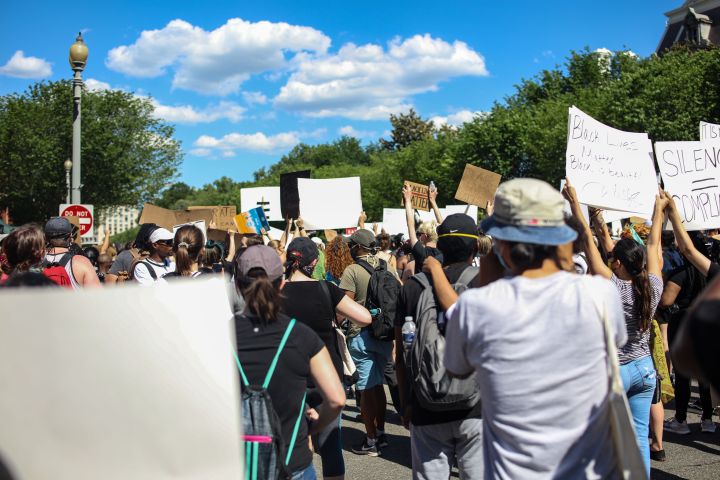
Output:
[378, 433, 389, 448]
[688, 399, 703, 413]
[351, 439, 380, 456]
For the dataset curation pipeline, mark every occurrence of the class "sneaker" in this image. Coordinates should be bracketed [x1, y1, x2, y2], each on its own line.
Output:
[701, 419, 717, 433]
[688, 399, 703, 413]
[664, 417, 691, 435]
[377, 433, 389, 448]
[650, 449, 666, 462]
[351, 438, 380, 457]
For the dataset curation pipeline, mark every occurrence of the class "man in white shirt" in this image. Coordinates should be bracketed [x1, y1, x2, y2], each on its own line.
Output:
[132, 227, 176, 285]
[426, 179, 628, 479]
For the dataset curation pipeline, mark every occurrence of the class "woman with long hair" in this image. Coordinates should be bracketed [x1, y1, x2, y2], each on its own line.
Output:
[565, 179, 665, 476]
[325, 237, 354, 286]
[234, 245, 346, 479]
[164, 225, 211, 279]
[282, 237, 371, 480]
[2, 224, 45, 274]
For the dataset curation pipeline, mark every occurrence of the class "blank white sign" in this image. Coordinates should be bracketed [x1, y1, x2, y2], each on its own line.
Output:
[298, 177, 363, 230]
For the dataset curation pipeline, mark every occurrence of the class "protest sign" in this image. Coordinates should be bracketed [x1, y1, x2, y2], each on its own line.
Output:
[565, 106, 657, 217]
[0, 278, 241, 480]
[240, 186, 282, 222]
[444, 204, 479, 220]
[404, 181, 430, 211]
[280, 170, 311, 219]
[234, 206, 271, 234]
[297, 177, 363, 230]
[655, 141, 720, 231]
[324, 229, 338, 242]
[65, 215, 83, 245]
[454, 164, 502, 209]
[173, 219, 207, 243]
[383, 208, 410, 237]
[700, 121, 720, 141]
[187, 206, 236, 231]
[139, 204, 214, 231]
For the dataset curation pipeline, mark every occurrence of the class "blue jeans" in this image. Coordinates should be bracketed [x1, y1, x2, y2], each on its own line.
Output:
[291, 463, 317, 480]
[620, 355, 656, 478]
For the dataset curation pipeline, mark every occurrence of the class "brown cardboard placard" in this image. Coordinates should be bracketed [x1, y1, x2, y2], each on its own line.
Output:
[454, 164, 502, 209]
[139, 204, 214, 231]
[404, 181, 430, 211]
[187, 206, 237, 231]
[65, 216, 83, 245]
[324, 229, 338, 243]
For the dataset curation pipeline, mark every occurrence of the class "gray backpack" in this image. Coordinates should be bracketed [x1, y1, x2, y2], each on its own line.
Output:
[408, 267, 481, 412]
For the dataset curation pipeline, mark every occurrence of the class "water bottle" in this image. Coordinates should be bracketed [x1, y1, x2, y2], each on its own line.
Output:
[402, 316, 416, 352]
[429, 180, 436, 192]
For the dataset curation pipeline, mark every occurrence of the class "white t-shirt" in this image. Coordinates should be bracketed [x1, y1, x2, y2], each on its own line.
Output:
[133, 258, 175, 285]
[444, 271, 627, 480]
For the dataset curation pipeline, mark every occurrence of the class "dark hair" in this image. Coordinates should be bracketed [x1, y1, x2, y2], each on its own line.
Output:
[173, 225, 205, 276]
[3, 271, 57, 288]
[48, 235, 72, 248]
[235, 267, 283, 323]
[203, 243, 223, 266]
[4, 224, 45, 272]
[83, 246, 100, 267]
[661, 231, 676, 250]
[506, 241, 561, 271]
[134, 223, 158, 251]
[245, 235, 264, 247]
[612, 238, 652, 331]
[437, 235, 477, 265]
[377, 233, 391, 251]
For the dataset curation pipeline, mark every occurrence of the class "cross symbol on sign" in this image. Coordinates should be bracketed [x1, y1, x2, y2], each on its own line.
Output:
[256, 196, 271, 215]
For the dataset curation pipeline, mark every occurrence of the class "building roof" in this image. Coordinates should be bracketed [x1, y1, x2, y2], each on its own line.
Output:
[657, 0, 720, 53]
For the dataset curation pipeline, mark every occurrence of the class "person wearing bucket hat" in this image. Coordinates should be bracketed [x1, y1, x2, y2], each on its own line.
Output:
[425, 178, 628, 479]
[282, 237, 371, 477]
[42, 217, 100, 289]
[233, 245, 346, 479]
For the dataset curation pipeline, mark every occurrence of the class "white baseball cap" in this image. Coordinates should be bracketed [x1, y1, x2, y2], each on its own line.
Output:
[149, 228, 174, 244]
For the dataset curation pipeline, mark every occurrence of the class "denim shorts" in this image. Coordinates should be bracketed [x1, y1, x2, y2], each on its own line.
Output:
[348, 328, 393, 391]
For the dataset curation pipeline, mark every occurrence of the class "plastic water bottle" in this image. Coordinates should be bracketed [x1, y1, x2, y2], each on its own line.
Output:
[429, 180, 436, 192]
[402, 316, 416, 352]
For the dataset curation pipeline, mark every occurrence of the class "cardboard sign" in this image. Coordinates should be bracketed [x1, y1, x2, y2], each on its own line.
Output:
[404, 181, 430, 211]
[700, 121, 720, 141]
[187, 206, 236, 231]
[280, 170, 311, 219]
[240, 187, 282, 222]
[655, 141, 720, 231]
[0, 278, 242, 480]
[234, 207, 270, 234]
[324, 229, 338, 243]
[565, 106, 657, 217]
[297, 177, 363, 230]
[139, 204, 214, 231]
[172, 220, 207, 244]
[65, 216, 83, 246]
[454, 164, 502, 209]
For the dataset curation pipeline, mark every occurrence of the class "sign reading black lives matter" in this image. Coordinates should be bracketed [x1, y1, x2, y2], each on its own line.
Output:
[656, 141, 720, 231]
[565, 106, 657, 218]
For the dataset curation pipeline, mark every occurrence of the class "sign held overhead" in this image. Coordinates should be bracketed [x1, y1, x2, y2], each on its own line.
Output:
[454, 164, 501, 209]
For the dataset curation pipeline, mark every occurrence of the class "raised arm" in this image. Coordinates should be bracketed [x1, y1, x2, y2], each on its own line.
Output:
[422, 256, 458, 311]
[646, 193, 668, 279]
[429, 184, 443, 224]
[562, 178, 612, 279]
[403, 182, 418, 247]
[99, 227, 111, 255]
[358, 211, 367, 230]
[225, 230, 236, 262]
[665, 192, 712, 277]
[588, 208, 615, 256]
[295, 217, 308, 238]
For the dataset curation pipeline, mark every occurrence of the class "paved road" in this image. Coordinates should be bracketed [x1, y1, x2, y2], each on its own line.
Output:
[313, 387, 720, 479]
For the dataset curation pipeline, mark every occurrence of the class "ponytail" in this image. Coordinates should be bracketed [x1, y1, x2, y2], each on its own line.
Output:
[631, 269, 653, 331]
[613, 238, 653, 331]
[173, 225, 204, 276]
[237, 268, 283, 323]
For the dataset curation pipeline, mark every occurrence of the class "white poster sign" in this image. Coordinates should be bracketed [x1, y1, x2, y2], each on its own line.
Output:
[443, 204, 479, 220]
[655, 141, 720, 231]
[382, 205, 480, 238]
[172, 219, 207, 243]
[565, 106, 657, 216]
[700, 121, 720, 141]
[240, 186, 282, 221]
[298, 177, 363, 230]
[560, 180, 635, 225]
[0, 278, 242, 480]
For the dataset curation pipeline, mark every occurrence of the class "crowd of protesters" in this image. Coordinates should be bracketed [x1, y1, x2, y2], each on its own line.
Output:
[1, 178, 720, 480]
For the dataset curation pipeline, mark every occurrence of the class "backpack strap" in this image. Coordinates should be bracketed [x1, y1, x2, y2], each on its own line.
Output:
[355, 258, 375, 276]
[232, 318, 297, 388]
[318, 280, 337, 324]
[133, 261, 158, 280]
[456, 266, 479, 287]
[411, 272, 431, 290]
[285, 390, 307, 466]
[58, 252, 74, 267]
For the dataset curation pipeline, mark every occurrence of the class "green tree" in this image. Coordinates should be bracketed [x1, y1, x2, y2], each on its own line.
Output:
[379, 108, 435, 151]
[0, 81, 182, 224]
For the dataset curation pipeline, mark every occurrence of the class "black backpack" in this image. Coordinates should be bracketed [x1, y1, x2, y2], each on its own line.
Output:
[356, 258, 400, 341]
[407, 266, 481, 412]
[232, 319, 305, 480]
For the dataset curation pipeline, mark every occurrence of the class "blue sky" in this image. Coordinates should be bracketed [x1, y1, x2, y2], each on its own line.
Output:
[1, 0, 680, 187]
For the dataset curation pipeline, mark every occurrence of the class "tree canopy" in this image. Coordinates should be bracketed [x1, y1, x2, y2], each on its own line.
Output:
[0, 81, 182, 225]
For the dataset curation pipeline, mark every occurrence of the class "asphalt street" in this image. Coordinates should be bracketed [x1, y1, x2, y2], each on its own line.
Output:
[313, 387, 720, 479]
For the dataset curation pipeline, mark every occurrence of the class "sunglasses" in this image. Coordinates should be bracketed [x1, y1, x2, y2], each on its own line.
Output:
[156, 240, 173, 246]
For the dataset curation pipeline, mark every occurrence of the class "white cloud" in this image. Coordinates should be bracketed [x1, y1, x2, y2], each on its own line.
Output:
[430, 110, 483, 127]
[274, 34, 488, 119]
[194, 131, 300, 153]
[151, 99, 245, 124]
[189, 148, 212, 157]
[85, 78, 113, 91]
[339, 125, 376, 138]
[0, 51, 52, 78]
[222, 150, 236, 158]
[107, 18, 330, 95]
[242, 91, 268, 105]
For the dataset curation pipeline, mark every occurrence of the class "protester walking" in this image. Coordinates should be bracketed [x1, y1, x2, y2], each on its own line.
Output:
[233, 245, 346, 480]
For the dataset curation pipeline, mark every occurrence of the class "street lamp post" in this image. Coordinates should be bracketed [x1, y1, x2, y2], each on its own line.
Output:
[69, 32, 88, 204]
[64, 159, 72, 204]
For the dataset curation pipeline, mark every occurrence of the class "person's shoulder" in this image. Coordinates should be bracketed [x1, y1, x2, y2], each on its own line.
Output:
[290, 317, 324, 351]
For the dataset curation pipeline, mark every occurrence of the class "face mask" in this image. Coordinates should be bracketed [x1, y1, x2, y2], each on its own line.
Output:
[493, 242, 511, 272]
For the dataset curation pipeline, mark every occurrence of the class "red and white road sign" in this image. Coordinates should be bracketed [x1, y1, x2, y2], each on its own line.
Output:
[59, 204, 94, 238]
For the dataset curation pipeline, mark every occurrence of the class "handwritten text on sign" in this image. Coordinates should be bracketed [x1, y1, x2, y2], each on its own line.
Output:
[404, 181, 430, 211]
[565, 106, 657, 216]
[700, 122, 720, 141]
[656, 141, 720, 231]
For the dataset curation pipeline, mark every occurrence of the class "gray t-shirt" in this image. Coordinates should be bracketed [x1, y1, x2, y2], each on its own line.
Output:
[108, 249, 135, 276]
[445, 272, 627, 480]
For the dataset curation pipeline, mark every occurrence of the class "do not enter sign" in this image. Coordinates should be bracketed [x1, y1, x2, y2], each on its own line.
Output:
[59, 204, 94, 238]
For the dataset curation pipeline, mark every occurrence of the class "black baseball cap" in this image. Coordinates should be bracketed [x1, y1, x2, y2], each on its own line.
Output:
[437, 214, 478, 239]
[44, 217, 73, 238]
[287, 237, 318, 267]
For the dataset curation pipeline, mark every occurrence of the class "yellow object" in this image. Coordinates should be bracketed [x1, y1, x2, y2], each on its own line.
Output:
[651, 319, 674, 404]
